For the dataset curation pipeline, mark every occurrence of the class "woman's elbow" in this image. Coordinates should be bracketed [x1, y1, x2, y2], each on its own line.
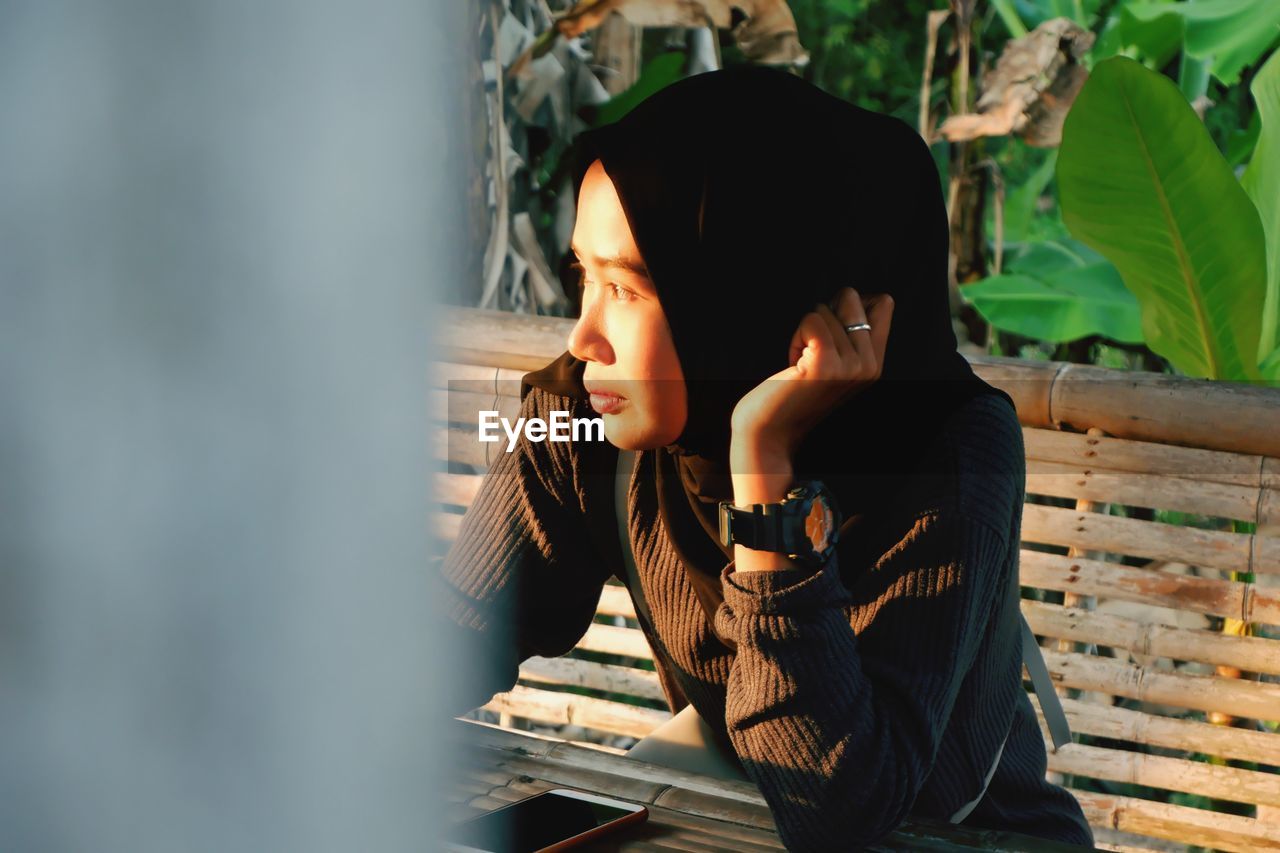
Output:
[764, 751, 927, 852]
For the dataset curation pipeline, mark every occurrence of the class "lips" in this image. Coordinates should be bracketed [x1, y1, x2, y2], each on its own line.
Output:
[584, 382, 626, 415]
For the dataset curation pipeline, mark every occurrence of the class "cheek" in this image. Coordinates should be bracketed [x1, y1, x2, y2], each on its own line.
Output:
[616, 312, 682, 380]
[645, 320, 686, 435]
[614, 312, 686, 438]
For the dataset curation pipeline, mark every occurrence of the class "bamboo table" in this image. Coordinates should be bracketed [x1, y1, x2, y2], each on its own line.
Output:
[443, 719, 1090, 851]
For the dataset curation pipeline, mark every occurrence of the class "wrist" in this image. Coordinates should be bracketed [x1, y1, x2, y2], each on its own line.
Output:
[729, 435, 797, 573]
[729, 433, 794, 505]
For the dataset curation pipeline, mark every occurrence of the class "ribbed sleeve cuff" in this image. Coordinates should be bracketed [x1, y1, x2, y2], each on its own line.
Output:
[720, 555, 849, 616]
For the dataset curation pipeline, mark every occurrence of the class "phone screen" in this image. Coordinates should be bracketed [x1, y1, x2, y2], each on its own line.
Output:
[444, 790, 638, 852]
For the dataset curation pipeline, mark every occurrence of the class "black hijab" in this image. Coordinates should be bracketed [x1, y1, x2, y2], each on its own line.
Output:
[522, 66, 1014, 651]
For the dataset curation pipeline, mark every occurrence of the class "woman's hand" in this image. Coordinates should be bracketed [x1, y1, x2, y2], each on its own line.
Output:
[727, 287, 893, 572]
[731, 287, 895, 462]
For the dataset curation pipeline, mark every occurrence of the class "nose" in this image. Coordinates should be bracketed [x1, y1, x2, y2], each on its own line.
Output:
[567, 292, 613, 365]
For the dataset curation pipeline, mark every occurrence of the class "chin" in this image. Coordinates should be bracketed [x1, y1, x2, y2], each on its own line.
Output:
[603, 417, 667, 452]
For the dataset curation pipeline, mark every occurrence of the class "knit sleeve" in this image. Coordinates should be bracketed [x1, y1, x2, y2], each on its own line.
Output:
[711, 505, 1014, 852]
[433, 385, 614, 719]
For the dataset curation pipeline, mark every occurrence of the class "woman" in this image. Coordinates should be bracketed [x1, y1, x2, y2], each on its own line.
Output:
[439, 66, 1093, 850]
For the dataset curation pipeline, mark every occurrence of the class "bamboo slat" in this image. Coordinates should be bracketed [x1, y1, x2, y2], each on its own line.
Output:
[434, 425, 493, 468]
[431, 361, 527, 392]
[1018, 550, 1280, 626]
[455, 747, 783, 845]
[481, 684, 669, 740]
[474, 752, 673, 806]
[1088, 826, 1188, 853]
[575, 622, 654, 659]
[460, 766, 528, 789]
[470, 770, 781, 849]
[449, 718, 567, 757]
[453, 731, 765, 808]
[1056, 457, 1107, 712]
[1261, 464, 1280, 529]
[597, 583, 638, 621]
[1022, 599, 1280, 675]
[518, 655, 665, 702]
[1026, 459, 1262, 521]
[1069, 788, 1280, 852]
[484, 780, 554, 800]
[434, 511, 462, 543]
[1034, 362, 1280, 459]
[539, 743, 765, 807]
[1033, 723, 1280, 808]
[435, 472, 483, 508]
[489, 778, 779, 851]
[1028, 694, 1280, 766]
[1037, 649, 1280, 722]
[442, 800, 488, 824]
[430, 361, 509, 385]
[1020, 503, 1280, 575]
[449, 777, 508, 801]
[632, 803, 784, 850]
[458, 793, 522, 814]
[442, 308, 569, 369]
[434, 387, 522, 428]
[646, 787, 777, 833]
[965, 357, 1061, 427]
[1022, 427, 1274, 488]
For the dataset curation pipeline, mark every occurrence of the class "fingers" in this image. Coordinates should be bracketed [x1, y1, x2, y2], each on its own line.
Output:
[813, 303, 856, 365]
[790, 288, 895, 381]
[789, 310, 838, 376]
[865, 293, 894, 374]
[827, 288, 895, 377]
[827, 290, 874, 371]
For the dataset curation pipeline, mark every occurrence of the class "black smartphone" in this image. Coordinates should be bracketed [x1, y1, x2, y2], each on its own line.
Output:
[442, 787, 648, 852]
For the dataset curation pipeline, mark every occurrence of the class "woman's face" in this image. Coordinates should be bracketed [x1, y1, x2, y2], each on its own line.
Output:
[567, 159, 687, 450]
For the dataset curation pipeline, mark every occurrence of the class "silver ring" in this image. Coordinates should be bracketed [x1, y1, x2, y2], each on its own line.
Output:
[844, 322, 871, 333]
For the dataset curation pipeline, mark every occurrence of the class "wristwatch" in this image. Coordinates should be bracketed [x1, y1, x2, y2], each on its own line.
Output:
[718, 480, 841, 568]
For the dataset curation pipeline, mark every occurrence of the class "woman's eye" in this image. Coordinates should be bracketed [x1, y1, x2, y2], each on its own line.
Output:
[582, 280, 633, 302]
[571, 262, 633, 303]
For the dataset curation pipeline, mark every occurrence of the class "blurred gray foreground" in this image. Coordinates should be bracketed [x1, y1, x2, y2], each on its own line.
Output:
[0, 2, 467, 850]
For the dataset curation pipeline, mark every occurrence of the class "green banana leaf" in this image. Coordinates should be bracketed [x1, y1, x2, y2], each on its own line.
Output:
[999, 151, 1059, 245]
[592, 53, 685, 127]
[1225, 109, 1262, 169]
[1126, 0, 1280, 85]
[1242, 49, 1280, 379]
[963, 240, 1143, 344]
[1058, 56, 1267, 380]
[1013, 0, 1102, 29]
[991, 0, 1029, 37]
[1101, 4, 1185, 70]
[1006, 237, 1105, 276]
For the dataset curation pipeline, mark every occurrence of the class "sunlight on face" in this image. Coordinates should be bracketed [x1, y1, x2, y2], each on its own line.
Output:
[567, 160, 687, 450]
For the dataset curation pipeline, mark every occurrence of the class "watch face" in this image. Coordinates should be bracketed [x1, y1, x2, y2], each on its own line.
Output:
[804, 494, 834, 553]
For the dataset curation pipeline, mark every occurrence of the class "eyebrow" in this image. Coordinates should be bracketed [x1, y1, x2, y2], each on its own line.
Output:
[569, 242, 651, 279]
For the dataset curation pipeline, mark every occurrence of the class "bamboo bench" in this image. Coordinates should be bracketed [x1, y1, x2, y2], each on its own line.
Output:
[433, 306, 1280, 853]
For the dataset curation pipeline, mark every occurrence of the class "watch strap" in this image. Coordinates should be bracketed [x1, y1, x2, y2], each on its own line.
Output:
[720, 503, 787, 552]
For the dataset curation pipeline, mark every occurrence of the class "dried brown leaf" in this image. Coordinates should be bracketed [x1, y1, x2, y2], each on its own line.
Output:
[938, 17, 1095, 147]
[509, 0, 806, 77]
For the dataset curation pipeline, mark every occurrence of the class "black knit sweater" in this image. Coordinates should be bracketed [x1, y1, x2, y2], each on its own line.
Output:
[436, 385, 1094, 851]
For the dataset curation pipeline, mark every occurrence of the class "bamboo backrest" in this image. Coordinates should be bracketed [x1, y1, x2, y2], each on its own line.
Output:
[433, 307, 1280, 853]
